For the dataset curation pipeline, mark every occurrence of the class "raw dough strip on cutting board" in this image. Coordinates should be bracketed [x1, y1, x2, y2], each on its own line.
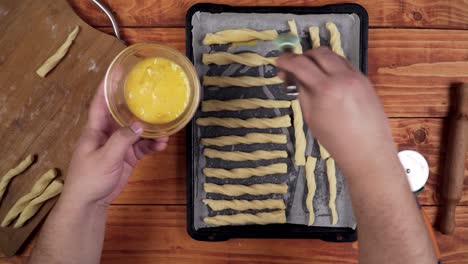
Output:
[196, 115, 291, 129]
[203, 76, 283, 87]
[202, 52, 277, 66]
[0, 155, 35, 203]
[36, 26, 80, 77]
[309, 26, 321, 49]
[204, 210, 286, 226]
[204, 149, 287, 161]
[326, 158, 338, 225]
[203, 199, 286, 211]
[305, 157, 317, 225]
[201, 133, 287, 146]
[291, 100, 306, 166]
[203, 29, 278, 45]
[325, 22, 345, 57]
[288, 20, 303, 54]
[14, 180, 63, 228]
[204, 183, 288, 196]
[1, 169, 57, 227]
[202, 98, 291, 112]
[203, 163, 287, 179]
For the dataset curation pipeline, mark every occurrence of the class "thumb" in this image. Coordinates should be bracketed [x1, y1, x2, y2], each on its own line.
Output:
[102, 122, 143, 161]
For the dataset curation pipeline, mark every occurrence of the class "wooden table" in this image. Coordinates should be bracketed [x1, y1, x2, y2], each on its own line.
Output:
[2, 0, 468, 263]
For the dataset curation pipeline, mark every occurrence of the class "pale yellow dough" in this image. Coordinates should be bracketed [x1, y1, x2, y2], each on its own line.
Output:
[204, 210, 286, 226]
[202, 52, 277, 66]
[291, 100, 306, 166]
[325, 22, 345, 57]
[14, 180, 63, 228]
[196, 115, 291, 129]
[204, 183, 288, 196]
[305, 157, 317, 225]
[319, 143, 331, 160]
[326, 158, 338, 225]
[309, 26, 321, 49]
[1, 169, 57, 227]
[201, 133, 287, 146]
[203, 29, 278, 45]
[203, 199, 286, 211]
[36, 26, 80, 77]
[202, 98, 291, 112]
[0, 155, 35, 203]
[203, 76, 283, 87]
[203, 163, 287, 179]
[204, 149, 287, 161]
[288, 20, 303, 54]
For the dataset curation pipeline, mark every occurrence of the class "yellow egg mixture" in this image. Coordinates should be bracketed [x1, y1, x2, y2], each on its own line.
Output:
[124, 57, 190, 124]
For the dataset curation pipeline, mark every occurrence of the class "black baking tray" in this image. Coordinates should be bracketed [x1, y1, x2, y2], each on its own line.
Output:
[186, 3, 368, 242]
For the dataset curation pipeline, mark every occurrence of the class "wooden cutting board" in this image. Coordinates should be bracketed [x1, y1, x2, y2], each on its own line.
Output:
[0, 0, 125, 256]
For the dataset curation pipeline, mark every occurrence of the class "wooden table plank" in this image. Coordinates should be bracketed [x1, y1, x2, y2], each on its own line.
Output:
[67, 0, 468, 29]
[98, 27, 468, 118]
[2, 205, 467, 263]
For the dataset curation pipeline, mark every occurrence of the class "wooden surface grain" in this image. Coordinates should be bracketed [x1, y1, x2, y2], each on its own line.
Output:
[0, 0, 467, 263]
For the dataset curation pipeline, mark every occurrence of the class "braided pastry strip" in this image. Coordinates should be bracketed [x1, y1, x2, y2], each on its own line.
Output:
[326, 158, 338, 225]
[1, 169, 57, 227]
[201, 133, 287, 146]
[203, 199, 286, 211]
[14, 180, 63, 228]
[319, 143, 331, 160]
[291, 100, 306, 166]
[202, 98, 291, 112]
[325, 22, 345, 57]
[0, 155, 35, 203]
[204, 149, 287, 161]
[204, 183, 288, 196]
[204, 210, 286, 226]
[288, 20, 303, 54]
[309, 26, 321, 49]
[202, 52, 277, 66]
[305, 157, 317, 225]
[196, 115, 291, 129]
[203, 163, 287, 179]
[203, 76, 283, 87]
[203, 29, 278, 45]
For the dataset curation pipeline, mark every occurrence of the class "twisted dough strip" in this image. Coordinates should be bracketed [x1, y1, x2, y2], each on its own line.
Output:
[204, 183, 288, 196]
[204, 149, 287, 161]
[203, 163, 287, 179]
[325, 22, 345, 57]
[201, 133, 287, 146]
[202, 98, 291, 112]
[14, 180, 63, 228]
[203, 29, 278, 45]
[288, 20, 303, 54]
[196, 115, 291, 129]
[202, 52, 277, 66]
[305, 157, 317, 225]
[291, 100, 306, 166]
[203, 199, 286, 211]
[1, 169, 57, 227]
[309, 26, 321, 49]
[326, 158, 338, 225]
[203, 76, 283, 87]
[0, 155, 35, 203]
[319, 143, 331, 160]
[204, 210, 286, 226]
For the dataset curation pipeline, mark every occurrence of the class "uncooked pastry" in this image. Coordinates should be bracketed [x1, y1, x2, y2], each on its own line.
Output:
[204, 210, 286, 226]
[203, 199, 286, 211]
[291, 100, 306, 166]
[203, 163, 287, 179]
[305, 156, 317, 225]
[319, 143, 331, 160]
[309, 26, 321, 49]
[202, 52, 277, 66]
[196, 115, 291, 129]
[201, 133, 287, 146]
[204, 149, 288, 161]
[203, 29, 278, 45]
[202, 98, 291, 112]
[0, 155, 35, 203]
[203, 76, 283, 87]
[36, 26, 80, 77]
[204, 183, 288, 196]
[326, 158, 338, 225]
[325, 22, 345, 57]
[288, 20, 303, 54]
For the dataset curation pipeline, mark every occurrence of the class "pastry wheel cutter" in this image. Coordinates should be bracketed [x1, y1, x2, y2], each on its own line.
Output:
[273, 33, 300, 97]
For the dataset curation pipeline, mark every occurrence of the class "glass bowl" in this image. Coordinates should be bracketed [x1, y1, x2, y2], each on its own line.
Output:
[104, 43, 200, 138]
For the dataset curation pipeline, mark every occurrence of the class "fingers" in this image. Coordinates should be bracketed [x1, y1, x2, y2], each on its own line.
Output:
[102, 122, 143, 162]
[132, 137, 169, 159]
[303, 47, 353, 75]
[276, 53, 327, 91]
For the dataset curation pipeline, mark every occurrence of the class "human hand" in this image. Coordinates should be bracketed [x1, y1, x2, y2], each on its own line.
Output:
[61, 81, 169, 207]
[277, 47, 397, 170]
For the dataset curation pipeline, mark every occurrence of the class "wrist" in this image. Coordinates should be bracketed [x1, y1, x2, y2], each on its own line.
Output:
[56, 191, 109, 217]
